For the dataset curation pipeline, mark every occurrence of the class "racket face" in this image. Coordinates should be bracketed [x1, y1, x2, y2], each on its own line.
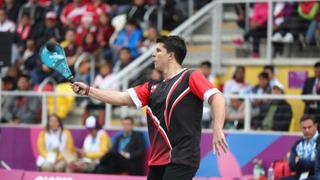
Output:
[40, 43, 73, 80]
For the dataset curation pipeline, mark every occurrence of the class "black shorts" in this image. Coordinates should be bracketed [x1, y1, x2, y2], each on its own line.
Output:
[147, 163, 198, 180]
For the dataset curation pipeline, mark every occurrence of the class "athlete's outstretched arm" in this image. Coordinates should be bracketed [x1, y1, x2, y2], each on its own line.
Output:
[71, 82, 135, 107]
[209, 92, 228, 155]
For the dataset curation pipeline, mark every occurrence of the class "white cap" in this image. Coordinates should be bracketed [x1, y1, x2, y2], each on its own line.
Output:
[272, 81, 284, 91]
[85, 116, 96, 129]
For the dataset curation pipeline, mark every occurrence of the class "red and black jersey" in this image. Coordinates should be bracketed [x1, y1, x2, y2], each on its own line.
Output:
[128, 69, 219, 168]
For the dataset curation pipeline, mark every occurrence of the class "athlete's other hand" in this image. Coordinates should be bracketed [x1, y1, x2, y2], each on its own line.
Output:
[212, 128, 228, 156]
[71, 81, 90, 96]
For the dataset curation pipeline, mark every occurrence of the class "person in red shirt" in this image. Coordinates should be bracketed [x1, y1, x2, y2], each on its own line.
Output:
[71, 35, 228, 180]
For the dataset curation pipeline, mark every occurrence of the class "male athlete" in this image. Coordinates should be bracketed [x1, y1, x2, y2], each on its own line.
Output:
[71, 36, 228, 180]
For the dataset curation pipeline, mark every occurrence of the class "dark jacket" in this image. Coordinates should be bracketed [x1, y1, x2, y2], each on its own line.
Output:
[271, 100, 293, 131]
[112, 131, 146, 175]
[289, 134, 320, 176]
[315, 145, 320, 180]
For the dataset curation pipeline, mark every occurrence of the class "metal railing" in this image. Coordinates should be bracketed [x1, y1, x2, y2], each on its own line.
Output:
[0, 90, 318, 132]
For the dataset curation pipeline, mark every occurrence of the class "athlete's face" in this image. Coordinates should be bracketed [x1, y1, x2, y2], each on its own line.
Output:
[152, 43, 170, 71]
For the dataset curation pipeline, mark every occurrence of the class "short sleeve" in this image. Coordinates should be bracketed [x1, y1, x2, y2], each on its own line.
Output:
[127, 82, 149, 109]
[189, 70, 220, 104]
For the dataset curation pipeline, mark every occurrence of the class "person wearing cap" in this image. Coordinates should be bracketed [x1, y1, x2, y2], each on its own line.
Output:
[68, 116, 111, 173]
[261, 82, 292, 131]
[31, 11, 63, 46]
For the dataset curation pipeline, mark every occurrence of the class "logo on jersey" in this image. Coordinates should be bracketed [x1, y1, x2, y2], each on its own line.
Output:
[150, 84, 158, 94]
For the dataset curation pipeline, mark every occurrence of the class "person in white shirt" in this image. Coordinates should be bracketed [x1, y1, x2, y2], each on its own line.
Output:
[0, 9, 15, 33]
[223, 66, 251, 95]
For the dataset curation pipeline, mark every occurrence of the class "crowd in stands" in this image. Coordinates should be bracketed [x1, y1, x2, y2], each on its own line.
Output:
[0, 0, 187, 125]
[37, 115, 146, 175]
[234, 1, 320, 58]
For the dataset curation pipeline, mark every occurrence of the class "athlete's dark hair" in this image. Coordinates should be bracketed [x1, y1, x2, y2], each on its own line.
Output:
[156, 36, 187, 65]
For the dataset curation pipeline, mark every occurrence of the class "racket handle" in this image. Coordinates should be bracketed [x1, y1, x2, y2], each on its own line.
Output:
[68, 76, 75, 83]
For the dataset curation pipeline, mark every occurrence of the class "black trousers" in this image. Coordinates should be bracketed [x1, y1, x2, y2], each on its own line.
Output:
[147, 163, 198, 180]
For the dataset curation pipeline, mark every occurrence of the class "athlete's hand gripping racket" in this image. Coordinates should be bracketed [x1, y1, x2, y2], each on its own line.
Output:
[39, 41, 89, 95]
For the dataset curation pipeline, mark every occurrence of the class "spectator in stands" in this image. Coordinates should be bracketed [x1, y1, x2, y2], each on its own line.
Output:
[223, 66, 251, 95]
[106, 0, 131, 17]
[10, 74, 40, 124]
[60, 28, 80, 68]
[245, 2, 268, 58]
[96, 12, 114, 52]
[37, 114, 76, 172]
[282, 115, 319, 180]
[0, 8, 15, 32]
[94, 117, 146, 176]
[92, 0, 111, 18]
[60, 0, 86, 28]
[297, 2, 320, 47]
[73, 55, 91, 84]
[46, 0, 65, 21]
[113, 20, 143, 60]
[4, 0, 20, 23]
[263, 65, 283, 89]
[18, 0, 45, 26]
[302, 61, 320, 125]
[82, 63, 119, 126]
[76, 14, 97, 45]
[261, 82, 292, 131]
[225, 94, 244, 130]
[0, 76, 15, 123]
[5, 65, 20, 85]
[31, 11, 63, 47]
[68, 116, 111, 173]
[113, 47, 132, 73]
[139, 26, 158, 54]
[250, 72, 271, 129]
[16, 13, 32, 48]
[127, 0, 148, 28]
[199, 61, 215, 128]
[271, 2, 294, 57]
[81, 32, 100, 56]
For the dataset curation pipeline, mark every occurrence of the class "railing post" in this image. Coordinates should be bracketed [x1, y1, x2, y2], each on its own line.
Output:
[188, 0, 194, 17]
[104, 104, 112, 129]
[244, 96, 251, 131]
[266, 0, 273, 64]
[211, 2, 222, 73]
[157, 0, 164, 31]
[41, 94, 48, 127]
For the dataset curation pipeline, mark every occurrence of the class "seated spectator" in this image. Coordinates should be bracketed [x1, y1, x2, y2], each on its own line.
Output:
[81, 32, 100, 56]
[282, 115, 319, 180]
[60, 28, 80, 68]
[18, 0, 45, 26]
[68, 116, 111, 173]
[199, 61, 215, 128]
[261, 83, 292, 131]
[113, 20, 143, 60]
[4, 0, 20, 23]
[244, 3, 268, 58]
[75, 14, 97, 45]
[106, 0, 131, 17]
[10, 74, 40, 124]
[126, 0, 148, 28]
[96, 12, 114, 50]
[74, 55, 91, 84]
[46, 0, 65, 20]
[94, 117, 146, 176]
[263, 65, 283, 89]
[223, 66, 251, 95]
[113, 47, 133, 73]
[302, 62, 320, 125]
[37, 114, 76, 172]
[31, 11, 63, 46]
[16, 13, 32, 48]
[0, 8, 15, 33]
[250, 72, 271, 129]
[139, 26, 159, 54]
[18, 38, 37, 70]
[60, 0, 87, 28]
[82, 63, 119, 126]
[225, 95, 244, 130]
[0, 76, 15, 123]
